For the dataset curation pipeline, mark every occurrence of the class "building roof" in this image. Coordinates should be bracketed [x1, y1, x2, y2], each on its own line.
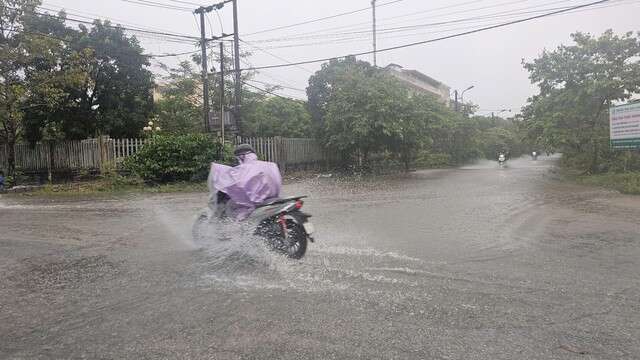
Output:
[384, 63, 449, 90]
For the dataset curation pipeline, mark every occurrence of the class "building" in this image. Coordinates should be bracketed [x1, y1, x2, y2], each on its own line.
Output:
[385, 63, 451, 106]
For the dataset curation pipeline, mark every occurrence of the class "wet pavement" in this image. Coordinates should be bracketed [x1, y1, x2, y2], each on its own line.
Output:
[1, 156, 639, 359]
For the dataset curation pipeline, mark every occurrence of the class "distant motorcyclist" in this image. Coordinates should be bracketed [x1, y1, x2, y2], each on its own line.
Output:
[207, 144, 282, 220]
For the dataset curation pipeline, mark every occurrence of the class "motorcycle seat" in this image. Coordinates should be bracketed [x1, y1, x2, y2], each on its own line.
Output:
[256, 196, 307, 208]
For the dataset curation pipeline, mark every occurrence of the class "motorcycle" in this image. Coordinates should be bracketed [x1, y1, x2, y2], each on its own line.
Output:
[498, 154, 506, 167]
[531, 151, 538, 161]
[193, 191, 315, 259]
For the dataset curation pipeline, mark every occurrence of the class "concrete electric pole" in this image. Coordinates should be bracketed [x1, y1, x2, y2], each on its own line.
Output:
[195, 8, 210, 133]
[219, 41, 225, 142]
[232, 0, 242, 135]
[371, 0, 377, 67]
[194, 1, 234, 134]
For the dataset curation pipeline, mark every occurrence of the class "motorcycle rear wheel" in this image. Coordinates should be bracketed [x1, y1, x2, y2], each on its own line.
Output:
[281, 220, 308, 259]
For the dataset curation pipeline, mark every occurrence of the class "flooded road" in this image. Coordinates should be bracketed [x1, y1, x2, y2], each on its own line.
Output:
[2, 156, 640, 359]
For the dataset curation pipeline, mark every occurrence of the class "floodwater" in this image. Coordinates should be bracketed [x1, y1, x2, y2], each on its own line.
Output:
[1, 156, 640, 359]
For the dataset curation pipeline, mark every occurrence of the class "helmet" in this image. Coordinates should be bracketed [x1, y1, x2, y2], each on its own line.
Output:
[234, 143, 255, 156]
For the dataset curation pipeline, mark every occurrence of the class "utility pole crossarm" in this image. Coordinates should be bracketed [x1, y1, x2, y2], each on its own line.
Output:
[194, 0, 232, 14]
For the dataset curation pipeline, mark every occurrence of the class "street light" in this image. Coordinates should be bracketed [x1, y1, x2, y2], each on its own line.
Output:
[460, 85, 474, 103]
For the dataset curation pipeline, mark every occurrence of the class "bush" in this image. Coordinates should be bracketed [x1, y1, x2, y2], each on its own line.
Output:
[415, 152, 451, 168]
[576, 172, 640, 195]
[124, 134, 232, 183]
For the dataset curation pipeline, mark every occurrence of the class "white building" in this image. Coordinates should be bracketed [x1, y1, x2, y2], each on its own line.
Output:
[385, 63, 451, 106]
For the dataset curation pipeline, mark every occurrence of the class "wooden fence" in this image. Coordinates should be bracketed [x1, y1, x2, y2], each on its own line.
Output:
[0, 136, 326, 173]
[0, 137, 146, 173]
[233, 136, 325, 168]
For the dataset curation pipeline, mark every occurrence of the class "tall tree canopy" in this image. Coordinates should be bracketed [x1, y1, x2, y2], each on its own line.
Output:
[306, 56, 376, 141]
[1, 0, 89, 174]
[24, 18, 154, 141]
[522, 30, 640, 173]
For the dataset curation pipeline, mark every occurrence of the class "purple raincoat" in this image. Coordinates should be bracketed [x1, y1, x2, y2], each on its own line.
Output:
[208, 153, 282, 220]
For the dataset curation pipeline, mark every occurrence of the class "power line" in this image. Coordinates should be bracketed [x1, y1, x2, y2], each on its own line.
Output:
[5, 26, 200, 58]
[40, 3, 190, 36]
[245, 0, 620, 49]
[150, 49, 200, 57]
[243, 0, 405, 36]
[225, 45, 308, 89]
[206, 12, 215, 38]
[243, 81, 306, 101]
[255, 70, 306, 90]
[214, 8, 224, 33]
[245, 0, 576, 44]
[163, 0, 208, 6]
[23, 8, 200, 41]
[237, 0, 611, 71]
[243, 0, 491, 40]
[239, 38, 314, 74]
[119, 0, 193, 12]
[246, 79, 306, 93]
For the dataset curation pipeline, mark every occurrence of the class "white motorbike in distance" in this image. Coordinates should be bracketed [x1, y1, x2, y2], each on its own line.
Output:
[498, 153, 507, 167]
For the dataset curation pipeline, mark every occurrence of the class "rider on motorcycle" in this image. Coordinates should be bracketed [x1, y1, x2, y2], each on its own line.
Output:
[207, 144, 282, 220]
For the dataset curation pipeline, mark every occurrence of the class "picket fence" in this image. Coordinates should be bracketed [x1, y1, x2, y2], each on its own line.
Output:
[0, 136, 325, 173]
[0, 138, 147, 172]
[234, 137, 325, 168]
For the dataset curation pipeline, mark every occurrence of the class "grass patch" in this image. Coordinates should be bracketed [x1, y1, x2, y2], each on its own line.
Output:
[572, 171, 640, 195]
[20, 174, 208, 197]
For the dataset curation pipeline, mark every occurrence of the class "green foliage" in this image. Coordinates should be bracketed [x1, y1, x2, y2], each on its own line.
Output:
[10, 11, 154, 143]
[243, 96, 312, 138]
[522, 30, 640, 173]
[307, 56, 377, 140]
[124, 134, 232, 183]
[471, 115, 529, 160]
[154, 61, 202, 135]
[574, 172, 640, 195]
[415, 152, 451, 168]
[307, 57, 527, 170]
[1, 0, 88, 175]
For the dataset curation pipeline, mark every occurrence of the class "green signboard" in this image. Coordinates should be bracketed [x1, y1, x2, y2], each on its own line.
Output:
[610, 102, 640, 150]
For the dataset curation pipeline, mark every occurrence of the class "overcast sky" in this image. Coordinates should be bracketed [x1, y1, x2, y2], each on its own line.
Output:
[41, 0, 640, 115]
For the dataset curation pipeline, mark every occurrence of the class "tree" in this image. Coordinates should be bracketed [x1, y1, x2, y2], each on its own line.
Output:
[309, 58, 485, 169]
[23, 17, 154, 141]
[1, 1, 88, 176]
[153, 47, 256, 135]
[306, 56, 376, 141]
[243, 96, 312, 138]
[522, 30, 640, 173]
[322, 70, 398, 164]
[154, 61, 202, 135]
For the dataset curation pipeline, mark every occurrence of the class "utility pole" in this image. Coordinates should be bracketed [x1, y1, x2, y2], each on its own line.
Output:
[232, 0, 242, 135]
[371, 0, 377, 67]
[219, 41, 225, 142]
[194, 1, 233, 134]
[454, 90, 459, 112]
[196, 8, 210, 133]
